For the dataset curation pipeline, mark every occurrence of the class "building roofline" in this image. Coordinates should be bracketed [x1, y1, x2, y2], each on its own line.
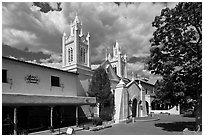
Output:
[126, 80, 144, 90]
[2, 56, 79, 75]
[2, 93, 96, 106]
[135, 79, 156, 86]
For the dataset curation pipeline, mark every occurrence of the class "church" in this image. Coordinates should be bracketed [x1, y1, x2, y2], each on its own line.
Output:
[2, 15, 155, 134]
[61, 15, 153, 123]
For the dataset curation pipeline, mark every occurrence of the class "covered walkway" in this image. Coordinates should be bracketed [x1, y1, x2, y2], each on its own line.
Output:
[2, 93, 96, 135]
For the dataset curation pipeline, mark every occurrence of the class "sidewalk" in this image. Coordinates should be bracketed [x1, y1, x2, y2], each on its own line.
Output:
[29, 126, 83, 135]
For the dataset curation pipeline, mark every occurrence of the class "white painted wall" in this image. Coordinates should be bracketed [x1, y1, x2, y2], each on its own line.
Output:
[2, 58, 81, 97]
[141, 90, 147, 117]
[150, 105, 180, 115]
[114, 80, 124, 123]
[145, 94, 151, 115]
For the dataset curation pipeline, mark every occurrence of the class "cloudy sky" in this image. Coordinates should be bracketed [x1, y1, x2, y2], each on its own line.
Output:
[2, 2, 178, 78]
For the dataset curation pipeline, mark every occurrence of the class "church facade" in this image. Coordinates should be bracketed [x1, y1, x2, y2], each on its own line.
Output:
[61, 15, 153, 123]
[100, 42, 149, 122]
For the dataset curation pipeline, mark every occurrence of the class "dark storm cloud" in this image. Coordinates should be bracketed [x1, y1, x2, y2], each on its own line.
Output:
[3, 2, 67, 54]
[2, 2, 177, 71]
[2, 44, 51, 62]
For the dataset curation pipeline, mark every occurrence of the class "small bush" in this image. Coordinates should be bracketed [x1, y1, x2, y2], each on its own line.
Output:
[100, 113, 112, 121]
[48, 126, 54, 133]
[92, 117, 102, 126]
[83, 125, 90, 130]
[99, 106, 114, 121]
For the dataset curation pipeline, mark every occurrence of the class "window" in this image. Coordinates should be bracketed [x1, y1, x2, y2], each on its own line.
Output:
[2, 69, 7, 83]
[70, 48, 73, 62]
[80, 47, 83, 62]
[68, 49, 71, 62]
[83, 48, 86, 63]
[121, 64, 124, 76]
[80, 47, 86, 63]
[67, 47, 73, 63]
[113, 66, 117, 74]
[114, 49, 117, 56]
[51, 76, 60, 87]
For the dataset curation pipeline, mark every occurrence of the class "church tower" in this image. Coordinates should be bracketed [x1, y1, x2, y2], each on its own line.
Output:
[107, 41, 128, 78]
[113, 40, 120, 58]
[62, 15, 92, 75]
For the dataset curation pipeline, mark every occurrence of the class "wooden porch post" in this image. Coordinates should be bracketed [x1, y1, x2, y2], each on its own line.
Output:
[14, 107, 17, 135]
[76, 106, 78, 127]
[50, 106, 54, 128]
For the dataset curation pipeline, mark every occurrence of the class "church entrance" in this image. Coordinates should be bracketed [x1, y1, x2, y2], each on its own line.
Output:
[132, 98, 137, 117]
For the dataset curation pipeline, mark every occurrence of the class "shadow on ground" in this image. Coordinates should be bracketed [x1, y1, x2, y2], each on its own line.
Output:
[155, 122, 196, 132]
[182, 115, 195, 118]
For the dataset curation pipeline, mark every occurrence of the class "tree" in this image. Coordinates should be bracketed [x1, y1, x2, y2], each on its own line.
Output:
[148, 2, 202, 106]
[88, 66, 113, 120]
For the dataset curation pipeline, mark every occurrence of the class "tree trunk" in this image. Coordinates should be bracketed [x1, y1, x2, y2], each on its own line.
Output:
[99, 103, 104, 118]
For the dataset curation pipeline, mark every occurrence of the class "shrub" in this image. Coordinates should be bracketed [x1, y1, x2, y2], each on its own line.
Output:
[92, 117, 102, 126]
[83, 125, 89, 130]
[48, 126, 54, 133]
[99, 104, 114, 121]
[100, 111, 112, 121]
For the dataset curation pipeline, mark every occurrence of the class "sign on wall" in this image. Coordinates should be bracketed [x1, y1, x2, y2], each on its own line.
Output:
[25, 75, 40, 84]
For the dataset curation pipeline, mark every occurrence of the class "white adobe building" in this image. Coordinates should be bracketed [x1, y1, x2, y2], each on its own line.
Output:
[2, 56, 96, 135]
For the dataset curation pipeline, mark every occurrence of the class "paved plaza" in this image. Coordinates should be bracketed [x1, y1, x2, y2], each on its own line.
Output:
[30, 114, 200, 135]
[75, 114, 197, 135]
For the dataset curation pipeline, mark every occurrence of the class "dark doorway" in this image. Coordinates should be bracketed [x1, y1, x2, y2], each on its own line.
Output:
[132, 98, 137, 117]
[2, 107, 14, 135]
[146, 101, 149, 115]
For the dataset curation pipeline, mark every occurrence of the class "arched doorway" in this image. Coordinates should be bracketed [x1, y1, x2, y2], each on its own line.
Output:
[151, 100, 158, 110]
[132, 98, 137, 117]
[146, 101, 149, 115]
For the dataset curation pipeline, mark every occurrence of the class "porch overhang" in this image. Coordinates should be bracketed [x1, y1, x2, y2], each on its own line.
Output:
[2, 93, 96, 106]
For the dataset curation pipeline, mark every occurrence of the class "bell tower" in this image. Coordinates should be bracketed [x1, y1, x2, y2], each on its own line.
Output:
[62, 15, 92, 75]
[113, 40, 120, 58]
[107, 41, 128, 78]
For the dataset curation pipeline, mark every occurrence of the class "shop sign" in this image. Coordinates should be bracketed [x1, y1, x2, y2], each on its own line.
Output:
[25, 75, 40, 84]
